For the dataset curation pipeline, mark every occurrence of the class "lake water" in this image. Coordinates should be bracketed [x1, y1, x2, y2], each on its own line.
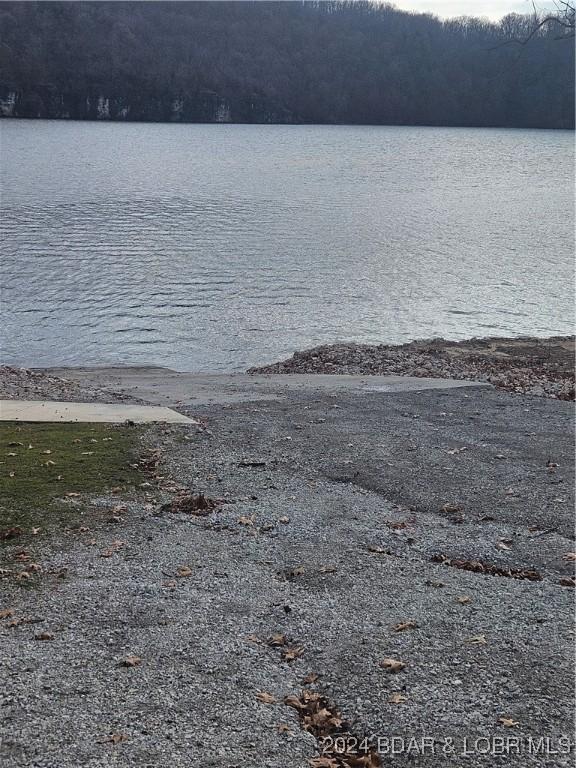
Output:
[1, 120, 574, 371]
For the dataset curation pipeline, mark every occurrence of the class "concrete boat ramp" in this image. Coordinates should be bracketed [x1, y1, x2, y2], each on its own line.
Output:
[34, 367, 488, 412]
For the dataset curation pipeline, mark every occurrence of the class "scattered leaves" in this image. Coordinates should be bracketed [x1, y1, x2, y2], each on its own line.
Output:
[432, 554, 542, 581]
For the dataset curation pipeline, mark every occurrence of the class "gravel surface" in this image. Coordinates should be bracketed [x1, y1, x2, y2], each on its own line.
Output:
[1, 382, 574, 767]
[0, 366, 142, 404]
[249, 336, 575, 400]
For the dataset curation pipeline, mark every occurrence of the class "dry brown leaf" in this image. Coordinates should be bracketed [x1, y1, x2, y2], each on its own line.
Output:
[319, 566, 337, 574]
[302, 672, 319, 684]
[389, 692, 408, 704]
[442, 503, 462, 513]
[379, 657, 406, 673]
[35, 631, 54, 641]
[562, 552, 576, 561]
[309, 758, 339, 768]
[245, 633, 261, 644]
[238, 515, 255, 526]
[277, 723, 292, 734]
[162, 580, 177, 588]
[499, 717, 519, 727]
[457, 595, 472, 604]
[392, 620, 418, 632]
[176, 566, 193, 577]
[102, 733, 128, 744]
[121, 655, 141, 667]
[267, 633, 287, 647]
[559, 577, 576, 587]
[468, 634, 487, 645]
[0, 608, 15, 619]
[367, 545, 388, 554]
[282, 645, 304, 662]
[256, 691, 276, 704]
[278, 516, 290, 524]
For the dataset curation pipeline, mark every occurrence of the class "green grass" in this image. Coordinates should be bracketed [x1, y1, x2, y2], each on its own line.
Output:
[0, 421, 143, 547]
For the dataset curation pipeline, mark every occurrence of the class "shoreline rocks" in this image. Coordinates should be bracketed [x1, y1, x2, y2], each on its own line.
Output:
[249, 335, 575, 400]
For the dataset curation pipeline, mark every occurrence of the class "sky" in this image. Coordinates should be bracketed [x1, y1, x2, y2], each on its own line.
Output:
[391, 0, 556, 19]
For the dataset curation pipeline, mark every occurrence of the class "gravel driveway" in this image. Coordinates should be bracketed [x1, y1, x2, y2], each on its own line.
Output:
[1, 379, 574, 767]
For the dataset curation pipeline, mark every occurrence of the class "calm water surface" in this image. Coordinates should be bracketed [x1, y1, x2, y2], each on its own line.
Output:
[1, 120, 574, 371]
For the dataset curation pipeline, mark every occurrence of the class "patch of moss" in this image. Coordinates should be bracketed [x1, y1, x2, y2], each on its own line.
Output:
[0, 421, 143, 551]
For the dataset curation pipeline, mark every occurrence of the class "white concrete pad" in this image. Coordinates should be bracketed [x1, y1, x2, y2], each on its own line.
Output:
[0, 400, 195, 424]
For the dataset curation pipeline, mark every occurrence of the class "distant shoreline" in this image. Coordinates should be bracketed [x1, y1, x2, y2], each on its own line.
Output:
[1, 116, 573, 132]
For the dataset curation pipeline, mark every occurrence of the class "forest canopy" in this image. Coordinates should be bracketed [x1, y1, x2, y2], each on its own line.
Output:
[0, 1, 573, 128]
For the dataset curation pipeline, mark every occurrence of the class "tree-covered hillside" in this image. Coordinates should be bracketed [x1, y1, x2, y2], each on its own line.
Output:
[0, 1, 573, 128]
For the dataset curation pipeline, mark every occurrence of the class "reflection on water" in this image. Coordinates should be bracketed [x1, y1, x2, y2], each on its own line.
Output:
[1, 121, 574, 371]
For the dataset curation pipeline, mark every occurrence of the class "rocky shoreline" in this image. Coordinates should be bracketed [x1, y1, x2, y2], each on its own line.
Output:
[250, 335, 575, 400]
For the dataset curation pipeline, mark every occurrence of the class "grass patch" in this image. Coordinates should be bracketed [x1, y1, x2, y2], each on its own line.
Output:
[0, 421, 143, 552]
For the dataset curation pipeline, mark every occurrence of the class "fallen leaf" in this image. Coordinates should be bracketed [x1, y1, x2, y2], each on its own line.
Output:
[389, 692, 408, 704]
[35, 631, 54, 641]
[367, 545, 389, 554]
[442, 503, 462, 514]
[162, 580, 177, 588]
[238, 515, 255, 526]
[121, 655, 141, 667]
[42, 450, 52, 455]
[278, 516, 290, 524]
[559, 577, 576, 587]
[256, 691, 276, 704]
[0, 608, 15, 619]
[496, 541, 511, 551]
[277, 723, 293, 734]
[31, 527, 41, 535]
[282, 645, 304, 662]
[101, 733, 128, 744]
[456, 595, 472, 604]
[562, 553, 576, 561]
[499, 717, 519, 728]
[309, 758, 339, 768]
[176, 566, 193, 577]
[468, 634, 488, 645]
[302, 672, 319, 684]
[392, 620, 418, 632]
[267, 633, 287, 647]
[379, 658, 406, 673]
[319, 566, 337, 574]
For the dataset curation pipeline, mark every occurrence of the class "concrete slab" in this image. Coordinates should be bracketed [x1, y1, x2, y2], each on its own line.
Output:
[0, 399, 195, 424]
[43, 367, 490, 408]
